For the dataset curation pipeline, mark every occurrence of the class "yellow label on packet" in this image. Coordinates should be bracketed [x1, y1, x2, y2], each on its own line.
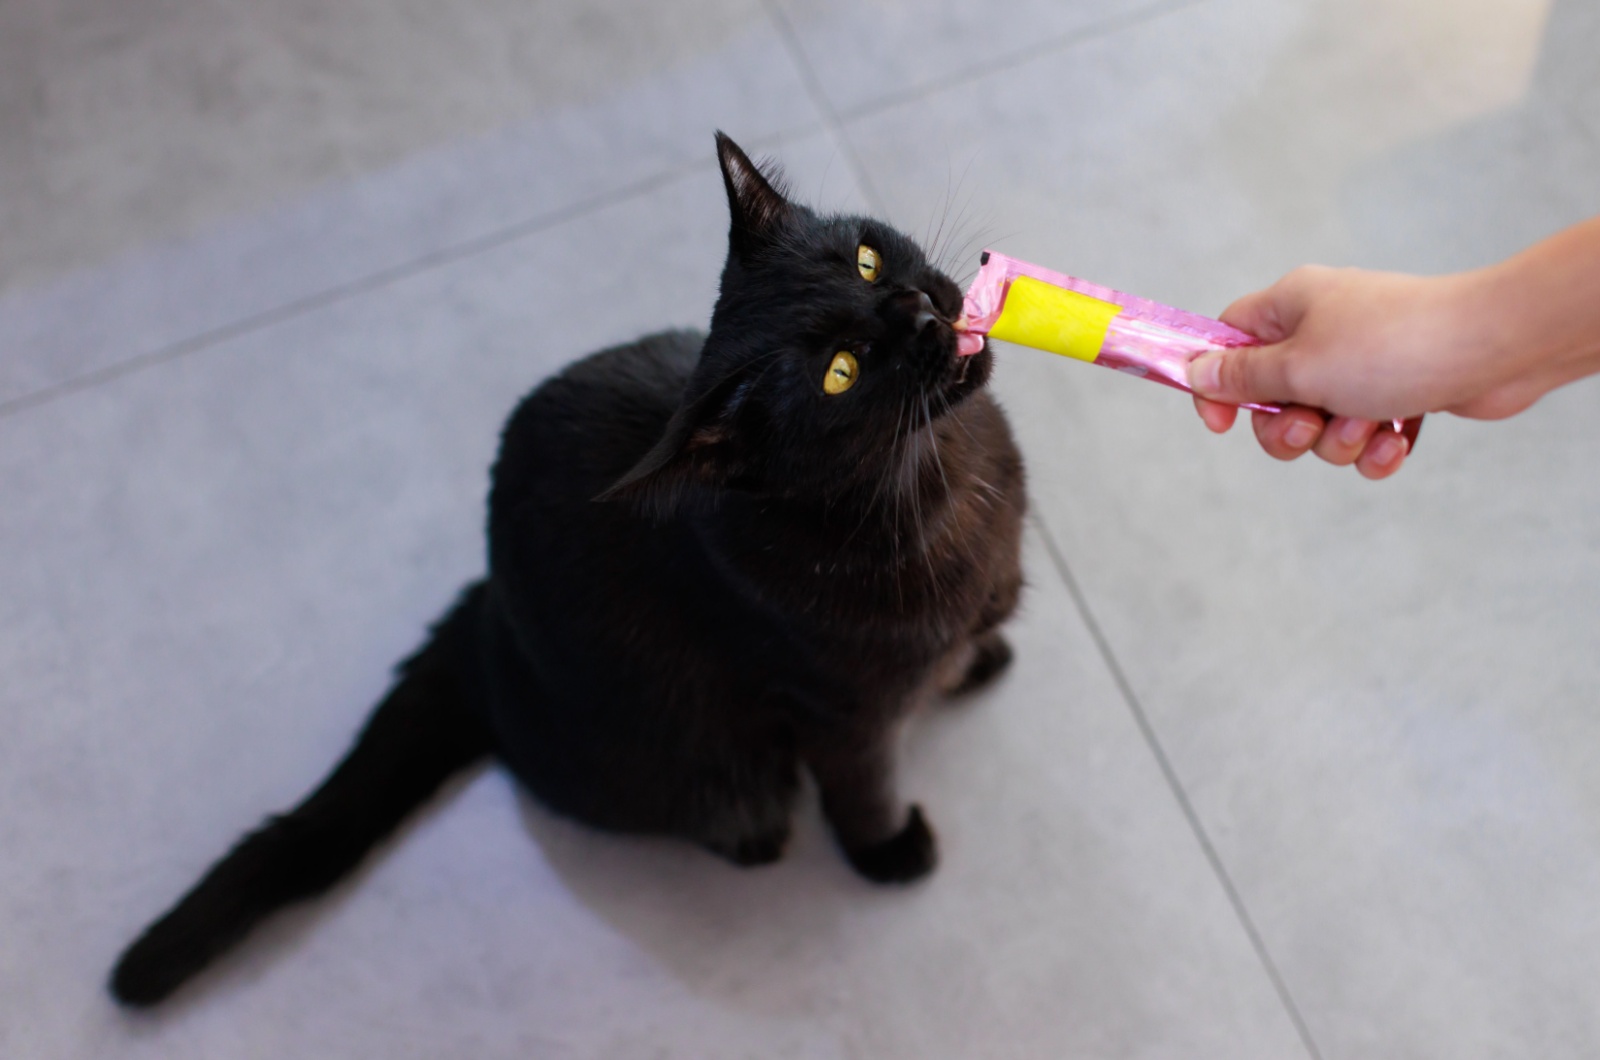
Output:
[988, 275, 1122, 363]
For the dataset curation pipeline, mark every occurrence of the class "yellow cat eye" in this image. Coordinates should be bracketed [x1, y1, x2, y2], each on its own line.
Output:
[856, 244, 881, 282]
[824, 350, 859, 395]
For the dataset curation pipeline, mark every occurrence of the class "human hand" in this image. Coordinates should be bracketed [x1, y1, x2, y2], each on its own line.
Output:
[1188, 265, 1538, 479]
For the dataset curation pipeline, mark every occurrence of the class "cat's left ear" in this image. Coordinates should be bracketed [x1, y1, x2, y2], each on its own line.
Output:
[716, 131, 793, 257]
[597, 371, 754, 515]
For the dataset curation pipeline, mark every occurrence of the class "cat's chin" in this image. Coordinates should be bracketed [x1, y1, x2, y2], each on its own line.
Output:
[934, 342, 994, 411]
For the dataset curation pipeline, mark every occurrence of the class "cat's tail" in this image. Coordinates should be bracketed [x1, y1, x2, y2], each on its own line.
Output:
[108, 583, 494, 1007]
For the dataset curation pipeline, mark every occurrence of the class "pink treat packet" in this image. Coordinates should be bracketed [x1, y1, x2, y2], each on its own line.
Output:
[957, 249, 1423, 448]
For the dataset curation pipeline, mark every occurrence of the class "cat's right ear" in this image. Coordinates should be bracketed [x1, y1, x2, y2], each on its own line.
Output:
[716, 131, 793, 258]
[595, 370, 753, 517]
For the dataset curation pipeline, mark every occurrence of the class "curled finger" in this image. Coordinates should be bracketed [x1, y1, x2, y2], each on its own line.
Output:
[1355, 430, 1409, 480]
[1193, 395, 1239, 433]
[1250, 406, 1326, 461]
[1313, 417, 1378, 467]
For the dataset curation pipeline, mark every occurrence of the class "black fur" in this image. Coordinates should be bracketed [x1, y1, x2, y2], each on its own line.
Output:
[109, 133, 1026, 1007]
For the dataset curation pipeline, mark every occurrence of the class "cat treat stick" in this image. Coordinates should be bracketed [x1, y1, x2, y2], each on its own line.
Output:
[955, 250, 1424, 447]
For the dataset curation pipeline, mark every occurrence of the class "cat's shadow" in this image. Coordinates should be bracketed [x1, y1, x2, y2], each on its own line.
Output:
[508, 702, 973, 1018]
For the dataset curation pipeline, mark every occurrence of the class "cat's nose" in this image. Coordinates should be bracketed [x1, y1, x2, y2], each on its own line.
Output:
[891, 289, 944, 333]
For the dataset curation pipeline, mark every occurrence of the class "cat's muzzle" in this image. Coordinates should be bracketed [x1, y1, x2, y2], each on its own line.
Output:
[887, 289, 964, 389]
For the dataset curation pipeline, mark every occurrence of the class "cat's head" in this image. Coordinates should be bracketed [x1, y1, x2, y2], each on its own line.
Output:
[609, 133, 993, 512]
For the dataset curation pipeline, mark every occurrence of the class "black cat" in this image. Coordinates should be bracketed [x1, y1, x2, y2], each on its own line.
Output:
[110, 133, 1026, 1007]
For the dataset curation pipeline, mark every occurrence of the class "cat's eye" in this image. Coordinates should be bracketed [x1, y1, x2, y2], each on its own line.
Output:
[856, 244, 881, 283]
[824, 351, 859, 395]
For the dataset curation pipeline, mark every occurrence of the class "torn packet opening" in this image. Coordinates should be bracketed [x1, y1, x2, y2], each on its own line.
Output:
[957, 250, 1423, 448]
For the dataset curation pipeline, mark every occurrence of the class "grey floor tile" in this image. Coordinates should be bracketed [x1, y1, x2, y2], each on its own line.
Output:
[844, 0, 1600, 307]
[0, 0, 790, 290]
[1002, 341, 1600, 1060]
[0, 135, 1302, 1057]
[771, 0, 1186, 117]
[0, 0, 818, 409]
[1536, 0, 1600, 143]
[844, 0, 1600, 1055]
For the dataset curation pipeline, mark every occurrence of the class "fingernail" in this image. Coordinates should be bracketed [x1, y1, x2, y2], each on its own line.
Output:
[1284, 419, 1318, 449]
[1189, 354, 1222, 396]
[1370, 434, 1407, 467]
[1337, 418, 1368, 446]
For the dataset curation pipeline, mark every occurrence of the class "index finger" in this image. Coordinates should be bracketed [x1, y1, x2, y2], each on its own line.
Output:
[1193, 395, 1239, 433]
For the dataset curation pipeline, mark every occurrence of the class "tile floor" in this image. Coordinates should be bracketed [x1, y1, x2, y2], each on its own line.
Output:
[2, 1, 1597, 1056]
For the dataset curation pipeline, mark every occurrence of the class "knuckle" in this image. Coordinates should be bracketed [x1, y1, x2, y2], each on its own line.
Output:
[1220, 349, 1255, 394]
[1279, 355, 1314, 404]
[1282, 265, 1323, 293]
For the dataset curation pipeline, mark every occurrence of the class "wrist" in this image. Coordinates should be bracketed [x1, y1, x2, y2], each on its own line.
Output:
[1480, 223, 1600, 386]
[1442, 261, 1581, 411]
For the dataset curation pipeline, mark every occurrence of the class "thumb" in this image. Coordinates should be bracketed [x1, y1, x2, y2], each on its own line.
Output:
[1187, 342, 1296, 406]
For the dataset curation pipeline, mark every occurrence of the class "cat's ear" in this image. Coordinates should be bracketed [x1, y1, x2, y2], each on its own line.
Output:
[597, 371, 754, 515]
[716, 131, 792, 256]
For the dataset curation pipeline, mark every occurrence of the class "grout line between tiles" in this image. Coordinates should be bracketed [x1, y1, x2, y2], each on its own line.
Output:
[1029, 510, 1325, 1060]
[833, 0, 1210, 127]
[3, 0, 1211, 422]
[0, 123, 827, 421]
[760, 0, 888, 216]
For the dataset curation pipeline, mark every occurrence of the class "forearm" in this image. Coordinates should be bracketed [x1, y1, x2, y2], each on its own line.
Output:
[1469, 216, 1600, 415]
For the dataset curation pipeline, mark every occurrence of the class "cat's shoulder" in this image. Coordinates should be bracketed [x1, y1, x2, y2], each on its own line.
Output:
[492, 330, 707, 500]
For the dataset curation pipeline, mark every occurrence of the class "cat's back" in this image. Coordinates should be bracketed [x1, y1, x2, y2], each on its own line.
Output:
[491, 329, 702, 507]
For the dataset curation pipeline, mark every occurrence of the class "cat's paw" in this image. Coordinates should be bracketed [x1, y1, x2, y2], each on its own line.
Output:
[946, 633, 1013, 698]
[707, 825, 791, 868]
[844, 806, 937, 884]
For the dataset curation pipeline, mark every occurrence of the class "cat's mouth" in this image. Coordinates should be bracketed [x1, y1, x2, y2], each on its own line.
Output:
[919, 322, 992, 415]
[939, 338, 992, 406]
[953, 348, 978, 384]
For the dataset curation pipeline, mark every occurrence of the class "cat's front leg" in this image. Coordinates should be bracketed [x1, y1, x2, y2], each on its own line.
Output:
[805, 725, 936, 884]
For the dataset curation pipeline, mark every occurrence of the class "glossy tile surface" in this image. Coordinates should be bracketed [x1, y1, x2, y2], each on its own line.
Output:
[0, 0, 794, 287]
[771, 0, 1191, 116]
[0, 0, 816, 408]
[843, 0, 1600, 1055]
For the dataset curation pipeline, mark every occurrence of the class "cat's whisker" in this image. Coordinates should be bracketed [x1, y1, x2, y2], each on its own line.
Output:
[925, 392, 983, 577]
[929, 151, 983, 269]
[938, 217, 992, 278]
[925, 158, 959, 267]
[950, 223, 1025, 284]
[924, 393, 954, 510]
[904, 403, 946, 608]
[949, 418, 1004, 508]
[932, 159, 982, 269]
[943, 220, 998, 280]
[921, 395, 955, 544]
[937, 386, 980, 447]
[842, 393, 907, 556]
[933, 387, 996, 525]
[889, 397, 914, 613]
